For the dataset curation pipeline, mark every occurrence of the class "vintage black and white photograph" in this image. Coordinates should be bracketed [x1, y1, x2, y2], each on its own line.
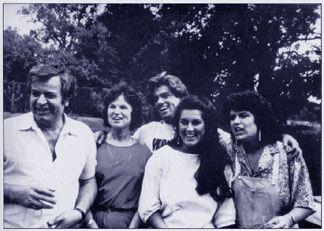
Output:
[2, 2, 322, 229]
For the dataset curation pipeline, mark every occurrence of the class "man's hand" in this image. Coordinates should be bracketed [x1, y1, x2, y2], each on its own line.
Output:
[94, 131, 106, 147]
[47, 209, 82, 228]
[5, 184, 56, 210]
[282, 134, 302, 160]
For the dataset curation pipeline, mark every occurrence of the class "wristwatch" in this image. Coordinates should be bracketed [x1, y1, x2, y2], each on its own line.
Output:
[74, 207, 86, 220]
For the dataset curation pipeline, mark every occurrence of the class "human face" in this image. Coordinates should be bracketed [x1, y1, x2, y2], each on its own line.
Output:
[230, 110, 258, 143]
[153, 85, 181, 121]
[107, 94, 132, 130]
[179, 109, 205, 150]
[30, 76, 66, 129]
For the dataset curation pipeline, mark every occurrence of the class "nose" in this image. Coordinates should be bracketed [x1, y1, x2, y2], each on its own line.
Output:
[112, 107, 121, 114]
[37, 94, 47, 105]
[187, 123, 194, 131]
[156, 96, 164, 105]
[232, 115, 241, 124]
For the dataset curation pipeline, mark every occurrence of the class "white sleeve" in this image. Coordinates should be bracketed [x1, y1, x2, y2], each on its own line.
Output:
[213, 197, 236, 228]
[133, 125, 144, 144]
[80, 128, 97, 180]
[138, 154, 163, 223]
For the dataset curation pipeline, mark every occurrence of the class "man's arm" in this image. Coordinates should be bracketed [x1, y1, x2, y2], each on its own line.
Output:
[75, 177, 97, 215]
[147, 211, 168, 228]
[48, 177, 97, 228]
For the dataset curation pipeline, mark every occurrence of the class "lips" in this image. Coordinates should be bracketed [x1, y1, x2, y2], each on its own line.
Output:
[233, 127, 246, 136]
[112, 117, 123, 121]
[184, 133, 197, 140]
[35, 108, 50, 114]
[159, 105, 168, 112]
[234, 127, 244, 131]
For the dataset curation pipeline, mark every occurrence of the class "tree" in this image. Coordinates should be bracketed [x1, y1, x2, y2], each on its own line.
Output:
[22, 4, 99, 51]
[4, 27, 44, 82]
[4, 28, 44, 112]
[8, 4, 320, 119]
[153, 4, 320, 120]
[22, 4, 120, 87]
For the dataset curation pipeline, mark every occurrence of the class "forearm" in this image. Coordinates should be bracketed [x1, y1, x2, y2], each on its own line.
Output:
[129, 211, 142, 228]
[4, 183, 28, 204]
[147, 210, 168, 228]
[287, 207, 314, 224]
[75, 177, 97, 213]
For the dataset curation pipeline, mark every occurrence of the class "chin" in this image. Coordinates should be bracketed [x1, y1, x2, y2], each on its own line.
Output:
[159, 109, 170, 116]
[184, 142, 198, 148]
[234, 135, 245, 141]
[35, 118, 52, 128]
[112, 125, 125, 129]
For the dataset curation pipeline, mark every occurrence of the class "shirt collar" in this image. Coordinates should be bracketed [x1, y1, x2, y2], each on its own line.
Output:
[17, 112, 39, 131]
[160, 120, 175, 129]
[234, 143, 280, 176]
[18, 112, 78, 136]
[61, 115, 79, 136]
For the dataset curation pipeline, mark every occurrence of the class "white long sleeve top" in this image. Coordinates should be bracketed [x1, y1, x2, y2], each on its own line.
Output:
[138, 145, 235, 228]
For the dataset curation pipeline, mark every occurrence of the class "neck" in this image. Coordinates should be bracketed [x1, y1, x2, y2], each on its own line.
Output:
[163, 117, 173, 125]
[179, 144, 199, 154]
[38, 117, 64, 133]
[240, 139, 261, 153]
[110, 127, 132, 141]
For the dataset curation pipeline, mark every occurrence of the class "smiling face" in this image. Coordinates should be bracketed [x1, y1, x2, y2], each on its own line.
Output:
[107, 94, 132, 130]
[179, 109, 205, 151]
[30, 75, 66, 129]
[153, 85, 181, 122]
[230, 110, 258, 143]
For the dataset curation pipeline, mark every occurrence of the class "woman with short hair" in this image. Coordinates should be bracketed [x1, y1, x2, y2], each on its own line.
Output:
[86, 82, 151, 228]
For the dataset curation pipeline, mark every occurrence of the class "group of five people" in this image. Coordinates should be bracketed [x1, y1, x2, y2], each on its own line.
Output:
[4, 63, 314, 228]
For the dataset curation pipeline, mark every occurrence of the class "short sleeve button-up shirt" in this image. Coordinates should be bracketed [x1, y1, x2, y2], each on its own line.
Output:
[4, 112, 97, 228]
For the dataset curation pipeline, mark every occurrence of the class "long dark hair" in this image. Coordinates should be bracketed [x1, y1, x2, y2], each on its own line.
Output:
[170, 95, 232, 202]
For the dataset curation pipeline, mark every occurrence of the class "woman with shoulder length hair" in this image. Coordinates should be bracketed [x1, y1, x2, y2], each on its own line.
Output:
[138, 95, 235, 228]
[85, 82, 151, 228]
[223, 90, 315, 228]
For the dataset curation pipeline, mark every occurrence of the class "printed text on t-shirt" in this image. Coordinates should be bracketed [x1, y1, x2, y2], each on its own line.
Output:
[152, 138, 168, 151]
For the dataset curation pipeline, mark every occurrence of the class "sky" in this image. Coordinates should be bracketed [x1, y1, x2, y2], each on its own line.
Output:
[4, 4, 40, 35]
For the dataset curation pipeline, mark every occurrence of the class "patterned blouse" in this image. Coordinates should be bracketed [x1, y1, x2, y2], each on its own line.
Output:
[225, 140, 315, 212]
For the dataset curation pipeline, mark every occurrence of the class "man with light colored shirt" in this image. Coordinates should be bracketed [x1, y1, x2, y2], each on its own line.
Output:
[4, 63, 97, 228]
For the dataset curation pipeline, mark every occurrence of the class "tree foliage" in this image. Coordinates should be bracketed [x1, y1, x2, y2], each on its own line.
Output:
[4, 27, 43, 82]
[5, 4, 321, 120]
[22, 4, 120, 87]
